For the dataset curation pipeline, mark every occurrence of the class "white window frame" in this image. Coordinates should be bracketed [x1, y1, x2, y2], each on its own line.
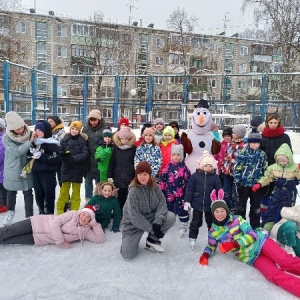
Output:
[155, 56, 163, 66]
[57, 25, 67, 37]
[239, 63, 247, 73]
[155, 37, 164, 48]
[57, 106, 67, 114]
[154, 77, 163, 84]
[16, 21, 26, 33]
[240, 46, 248, 56]
[57, 47, 67, 58]
[57, 86, 67, 97]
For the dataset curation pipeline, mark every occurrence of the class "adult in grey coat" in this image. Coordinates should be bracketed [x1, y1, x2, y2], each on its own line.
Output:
[3, 112, 35, 226]
[121, 161, 176, 260]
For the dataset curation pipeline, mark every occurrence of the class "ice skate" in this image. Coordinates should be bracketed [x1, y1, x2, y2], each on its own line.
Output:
[189, 238, 196, 250]
[3, 210, 15, 226]
[179, 222, 188, 237]
[145, 237, 164, 253]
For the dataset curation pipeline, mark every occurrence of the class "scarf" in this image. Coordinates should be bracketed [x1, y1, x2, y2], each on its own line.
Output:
[34, 137, 60, 145]
[262, 125, 285, 138]
[6, 124, 31, 143]
[52, 123, 64, 133]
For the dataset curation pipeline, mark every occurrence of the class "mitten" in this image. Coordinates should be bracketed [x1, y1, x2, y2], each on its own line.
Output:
[252, 183, 261, 192]
[152, 223, 165, 239]
[199, 253, 209, 266]
[181, 132, 193, 154]
[219, 240, 240, 253]
[111, 227, 120, 233]
[183, 202, 191, 211]
[211, 139, 221, 154]
[32, 151, 42, 159]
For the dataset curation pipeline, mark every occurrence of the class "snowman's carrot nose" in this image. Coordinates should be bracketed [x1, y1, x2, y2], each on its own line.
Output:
[197, 115, 204, 124]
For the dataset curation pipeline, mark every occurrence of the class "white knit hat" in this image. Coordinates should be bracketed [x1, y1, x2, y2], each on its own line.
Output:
[196, 150, 217, 170]
[80, 205, 96, 219]
[5, 111, 25, 131]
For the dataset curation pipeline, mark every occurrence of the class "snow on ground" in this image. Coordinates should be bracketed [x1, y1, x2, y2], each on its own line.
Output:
[0, 132, 300, 300]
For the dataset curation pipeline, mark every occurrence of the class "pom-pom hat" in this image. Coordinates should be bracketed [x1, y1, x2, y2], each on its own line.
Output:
[196, 150, 217, 170]
[81, 205, 96, 219]
[250, 116, 263, 127]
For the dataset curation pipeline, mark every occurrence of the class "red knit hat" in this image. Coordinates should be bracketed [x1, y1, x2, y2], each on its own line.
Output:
[81, 205, 96, 219]
[118, 118, 130, 127]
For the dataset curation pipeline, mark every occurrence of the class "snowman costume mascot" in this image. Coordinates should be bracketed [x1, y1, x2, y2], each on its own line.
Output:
[181, 99, 220, 173]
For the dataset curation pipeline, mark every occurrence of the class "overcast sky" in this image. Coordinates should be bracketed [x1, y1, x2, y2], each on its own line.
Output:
[20, 0, 254, 36]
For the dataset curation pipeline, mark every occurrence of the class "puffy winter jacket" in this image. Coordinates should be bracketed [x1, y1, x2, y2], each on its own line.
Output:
[30, 210, 105, 246]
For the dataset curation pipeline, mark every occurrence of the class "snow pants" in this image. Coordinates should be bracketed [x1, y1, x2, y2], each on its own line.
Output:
[189, 209, 212, 239]
[253, 238, 300, 297]
[121, 211, 176, 260]
[56, 182, 81, 215]
[7, 189, 33, 218]
[0, 218, 34, 245]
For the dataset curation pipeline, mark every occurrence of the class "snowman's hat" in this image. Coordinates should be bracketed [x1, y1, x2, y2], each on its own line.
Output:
[194, 99, 209, 109]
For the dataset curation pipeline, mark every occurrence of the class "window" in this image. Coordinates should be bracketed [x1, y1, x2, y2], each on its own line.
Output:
[169, 76, 183, 84]
[72, 24, 94, 36]
[57, 106, 67, 114]
[192, 59, 204, 68]
[154, 77, 163, 84]
[239, 63, 247, 73]
[253, 79, 261, 88]
[57, 86, 67, 97]
[155, 57, 163, 66]
[240, 46, 248, 56]
[16, 21, 26, 33]
[155, 37, 164, 48]
[17, 85, 27, 93]
[210, 79, 216, 88]
[289, 51, 295, 60]
[57, 67, 66, 75]
[36, 22, 47, 40]
[225, 43, 233, 58]
[169, 54, 184, 66]
[57, 47, 67, 58]
[57, 25, 67, 37]
[224, 59, 233, 72]
[238, 81, 246, 91]
[169, 111, 179, 119]
[101, 108, 112, 118]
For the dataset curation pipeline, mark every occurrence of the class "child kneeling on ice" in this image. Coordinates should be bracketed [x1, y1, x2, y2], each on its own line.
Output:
[184, 150, 221, 249]
[159, 144, 191, 236]
[199, 189, 300, 298]
[121, 161, 176, 260]
[87, 181, 121, 232]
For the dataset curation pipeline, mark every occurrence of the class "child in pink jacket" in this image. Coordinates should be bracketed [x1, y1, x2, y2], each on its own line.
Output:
[0, 206, 105, 247]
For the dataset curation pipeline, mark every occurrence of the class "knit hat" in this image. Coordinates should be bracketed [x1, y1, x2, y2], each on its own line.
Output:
[5, 111, 25, 131]
[210, 189, 230, 215]
[211, 122, 218, 131]
[135, 161, 152, 176]
[169, 121, 179, 130]
[222, 127, 233, 137]
[0, 118, 6, 129]
[196, 150, 217, 170]
[47, 115, 62, 126]
[142, 127, 155, 138]
[154, 118, 165, 126]
[118, 126, 131, 139]
[88, 109, 101, 120]
[80, 205, 96, 219]
[163, 126, 175, 138]
[250, 116, 263, 127]
[35, 121, 45, 133]
[102, 129, 112, 138]
[247, 128, 261, 143]
[118, 118, 129, 127]
[172, 144, 184, 161]
[232, 125, 247, 138]
[70, 121, 83, 132]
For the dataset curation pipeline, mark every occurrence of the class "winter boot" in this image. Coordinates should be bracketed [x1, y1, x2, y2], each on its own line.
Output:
[146, 237, 164, 253]
[189, 238, 196, 250]
[3, 210, 15, 226]
[180, 222, 189, 237]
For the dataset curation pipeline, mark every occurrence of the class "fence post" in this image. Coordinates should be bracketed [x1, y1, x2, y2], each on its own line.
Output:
[260, 74, 268, 120]
[182, 74, 189, 129]
[4, 61, 10, 112]
[31, 68, 37, 124]
[83, 75, 88, 123]
[113, 75, 120, 128]
[147, 75, 153, 123]
[52, 75, 58, 115]
[293, 103, 297, 131]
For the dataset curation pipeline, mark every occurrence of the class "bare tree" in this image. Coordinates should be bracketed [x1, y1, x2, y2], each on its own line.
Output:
[0, 0, 21, 11]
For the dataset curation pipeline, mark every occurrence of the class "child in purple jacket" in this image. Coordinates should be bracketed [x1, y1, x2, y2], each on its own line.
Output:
[0, 118, 7, 213]
[159, 144, 191, 236]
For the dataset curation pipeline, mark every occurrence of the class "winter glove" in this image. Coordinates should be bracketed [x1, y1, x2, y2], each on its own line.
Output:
[152, 223, 165, 239]
[199, 253, 209, 266]
[111, 227, 120, 233]
[183, 202, 191, 211]
[181, 132, 193, 154]
[108, 178, 114, 183]
[219, 240, 240, 253]
[32, 151, 42, 159]
[252, 183, 261, 192]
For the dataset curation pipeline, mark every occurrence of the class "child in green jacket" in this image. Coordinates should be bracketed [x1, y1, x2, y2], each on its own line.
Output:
[87, 182, 121, 232]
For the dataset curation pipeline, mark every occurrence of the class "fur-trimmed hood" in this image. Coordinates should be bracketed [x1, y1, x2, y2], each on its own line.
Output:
[61, 132, 88, 141]
[113, 130, 136, 148]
